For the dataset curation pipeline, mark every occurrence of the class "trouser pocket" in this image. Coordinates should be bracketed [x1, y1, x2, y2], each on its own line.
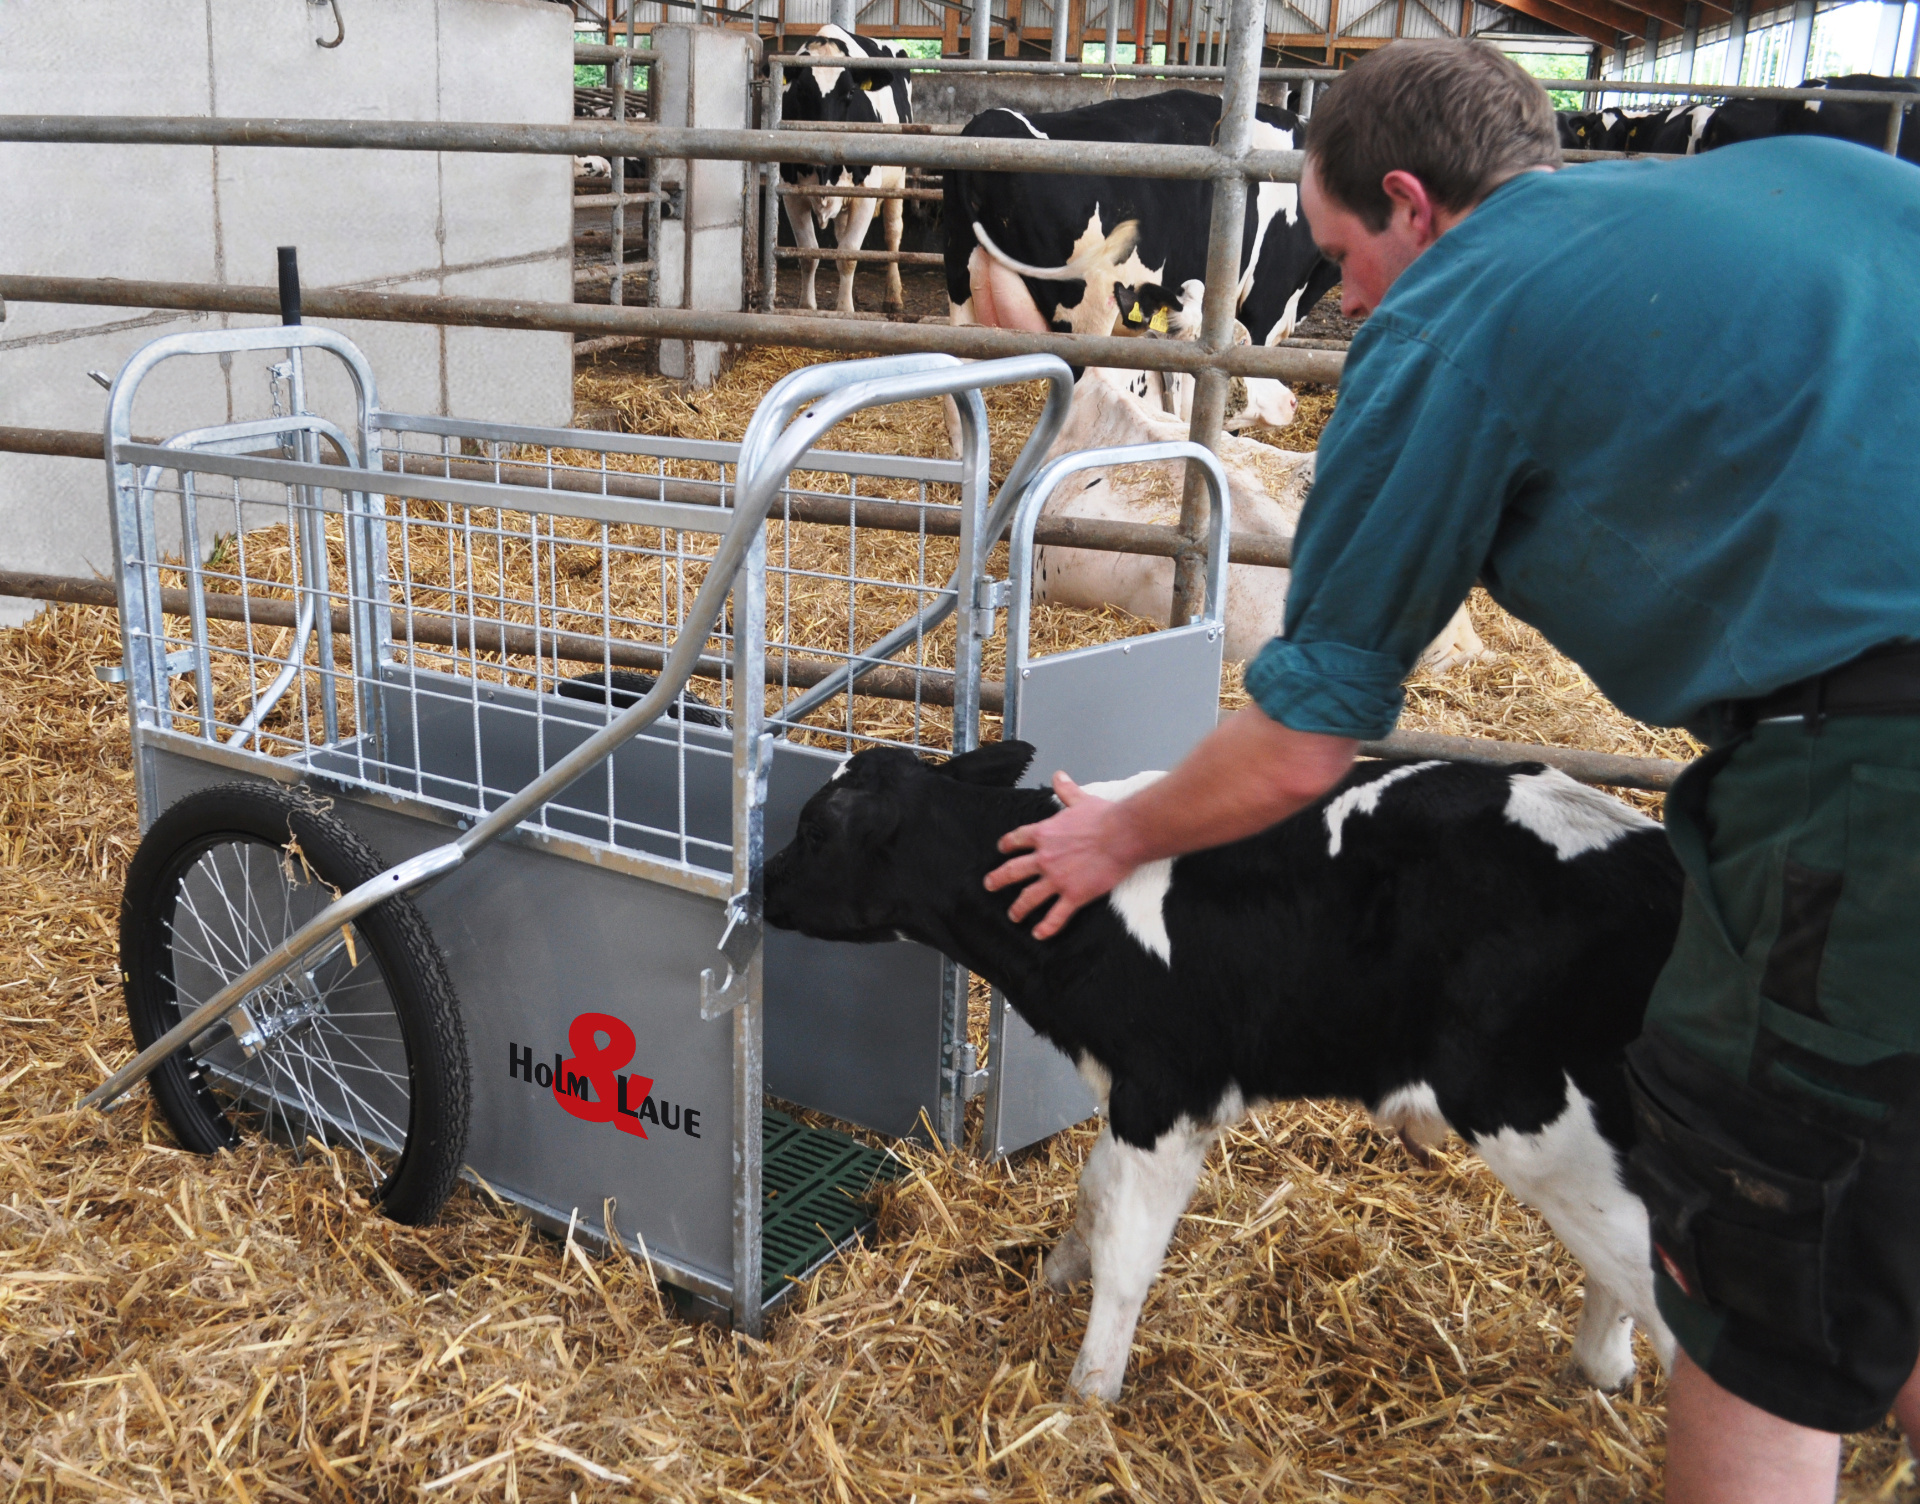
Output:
[1625, 1030, 1865, 1362]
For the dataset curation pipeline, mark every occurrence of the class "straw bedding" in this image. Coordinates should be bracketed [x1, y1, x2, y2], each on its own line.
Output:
[0, 344, 1912, 1501]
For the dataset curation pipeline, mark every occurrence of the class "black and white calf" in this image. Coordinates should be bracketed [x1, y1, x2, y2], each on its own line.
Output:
[764, 742, 1683, 1401]
[942, 90, 1338, 432]
[779, 26, 914, 314]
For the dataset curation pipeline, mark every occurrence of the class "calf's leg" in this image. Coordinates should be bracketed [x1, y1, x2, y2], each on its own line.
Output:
[1067, 1121, 1214, 1402]
[1468, 1077, 1675, 1390]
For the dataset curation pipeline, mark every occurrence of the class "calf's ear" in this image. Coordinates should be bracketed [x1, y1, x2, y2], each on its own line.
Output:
[934, 741, 1035, 787]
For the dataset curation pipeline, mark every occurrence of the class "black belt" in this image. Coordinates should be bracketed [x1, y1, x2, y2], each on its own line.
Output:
[1719, 640, 1920, 736]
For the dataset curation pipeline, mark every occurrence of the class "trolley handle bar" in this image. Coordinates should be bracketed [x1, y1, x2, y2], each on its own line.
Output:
[81, 845, 463, 1111]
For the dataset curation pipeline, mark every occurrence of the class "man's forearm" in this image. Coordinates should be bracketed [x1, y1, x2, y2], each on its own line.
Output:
[1106, 708, 1359, 867]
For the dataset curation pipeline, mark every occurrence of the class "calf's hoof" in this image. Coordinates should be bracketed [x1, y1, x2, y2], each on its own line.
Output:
[1066, 1356, 1126, 1404]
[883, 298, 905, 317]
[1042, 1230, 1091, 1292]
[1568, 1318, 1638, 1392]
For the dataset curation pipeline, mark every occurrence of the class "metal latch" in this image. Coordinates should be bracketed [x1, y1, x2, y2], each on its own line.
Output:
[971, 577, 1013, 637]
[659, 183, 685, 221]
[699, 888, 760, 1020]
[96, 647, 198, 685]
[944, 1041, 990, 1101]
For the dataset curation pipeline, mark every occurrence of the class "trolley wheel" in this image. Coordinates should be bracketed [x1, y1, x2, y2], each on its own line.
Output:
[120, 781, 471, 1224]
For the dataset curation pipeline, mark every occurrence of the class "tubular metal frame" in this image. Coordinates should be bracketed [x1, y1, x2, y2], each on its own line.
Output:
[88, 324, 1080, 1332]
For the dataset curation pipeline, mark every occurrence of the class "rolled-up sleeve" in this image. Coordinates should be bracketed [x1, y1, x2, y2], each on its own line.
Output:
[1244, 322, 1530, 740]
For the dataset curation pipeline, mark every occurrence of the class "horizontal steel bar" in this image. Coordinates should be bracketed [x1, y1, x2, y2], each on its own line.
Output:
[1538, 78, 1919, 106]
[0, 568, 988, 711]
[781, 119, 966, 135]
[0, 115, 1301, 182]
[779, 183, 946, 200]
[573, 42, 662, 64]
[775, 247, 946, 265]
[7, 566, 1684, 789]
[574, 190, 669, 207]
[2, 426, 1291, 567]
[764, 52, 1344, 80]
[1359, 728, 1682, 791]
[0, 274, 1346, 383]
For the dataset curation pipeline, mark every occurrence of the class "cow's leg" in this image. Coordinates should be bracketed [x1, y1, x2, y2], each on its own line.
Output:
[1067, 1120, 1212, 1402]
[787, 195, 823, 310]
[881, 186, 906, 315]
[1468, 1078, 1677, 1392]
[833, 197, 880, 313]
[1416, 601, 1490, 673]
[941, 298, 979, 458]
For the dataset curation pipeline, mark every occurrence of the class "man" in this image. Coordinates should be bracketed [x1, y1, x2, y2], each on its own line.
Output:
[984, 39, 1920, 1504]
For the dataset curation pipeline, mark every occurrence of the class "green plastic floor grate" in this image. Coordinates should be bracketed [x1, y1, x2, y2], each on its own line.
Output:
[760, 1107, 904, 1306]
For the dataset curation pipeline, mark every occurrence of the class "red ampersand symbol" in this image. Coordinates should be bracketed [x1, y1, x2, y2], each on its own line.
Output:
[553, 1012, 635, 1124]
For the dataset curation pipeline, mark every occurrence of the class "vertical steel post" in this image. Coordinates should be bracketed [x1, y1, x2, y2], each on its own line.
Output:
[762, 53, 784, 312]
[1642, 15, 1660, 98]
[1170, 0, 1260, 625]
[1104, 0, 1119, 61]
[831, 0, 859, 31]
[973, 0, 993, 58]
[1784, 0, 1814, 85]
[729, 529, 769, 1337]
[1725, 0, 1749, 84]
[1884, 99, 1908, 153]
[1052, 0, 1069, 59]
[611, 51, 628, 308]
[1679, 0, 1699, 81]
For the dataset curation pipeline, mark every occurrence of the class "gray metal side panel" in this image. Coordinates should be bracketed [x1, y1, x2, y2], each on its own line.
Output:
[762, 741, 945, 1141]
[986, 622, 1223, 1158]
[147, 745, 737, 1296]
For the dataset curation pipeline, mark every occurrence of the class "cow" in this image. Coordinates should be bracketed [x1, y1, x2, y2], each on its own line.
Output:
[763, 741, 1684, 1402]
[779, 26, 915, 314]
[1555, 105, 1709, 155]
[1029, 367, 1490, 670]
[1697, 76, 1917, 164]
[942, 90, 1340, 429]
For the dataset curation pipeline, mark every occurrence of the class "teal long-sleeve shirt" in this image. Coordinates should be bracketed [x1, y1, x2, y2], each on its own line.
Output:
[1243, 137, 1920, 743]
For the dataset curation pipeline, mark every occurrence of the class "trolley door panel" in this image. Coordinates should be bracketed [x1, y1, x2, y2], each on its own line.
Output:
[146, 747, 738, 1296]
[984, 622, 1224, 1159]
[762, 740, 945, 1141]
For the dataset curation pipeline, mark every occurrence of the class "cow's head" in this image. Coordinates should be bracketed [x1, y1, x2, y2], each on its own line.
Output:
[763, 741, 1036, 944]
[1114, 279, 1204, 338]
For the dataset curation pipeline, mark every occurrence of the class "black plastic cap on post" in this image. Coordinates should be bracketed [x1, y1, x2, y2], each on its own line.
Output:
[277, 246, 302, 327]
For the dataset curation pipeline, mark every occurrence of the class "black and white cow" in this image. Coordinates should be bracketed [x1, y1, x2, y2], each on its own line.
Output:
[942, 90, 1340, 429]
[1700, 74, 1920, 165]
[779, 25, 915, 314]
[765, 741, 1683, 1401]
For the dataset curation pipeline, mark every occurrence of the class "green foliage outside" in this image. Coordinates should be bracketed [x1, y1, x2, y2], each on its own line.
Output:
[1078, 41, 1169, 64]
[573, 29, 652, 89]
[1509, 51, 1591, 112]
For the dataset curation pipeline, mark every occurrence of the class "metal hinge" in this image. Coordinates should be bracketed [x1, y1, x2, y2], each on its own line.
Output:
[944, 1041, 990, 1101]
[971, 577, 1013, 637]
[96, 647, 198, 684]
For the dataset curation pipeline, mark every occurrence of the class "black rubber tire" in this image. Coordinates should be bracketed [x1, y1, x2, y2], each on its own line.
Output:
[120, 782, 471, 1224]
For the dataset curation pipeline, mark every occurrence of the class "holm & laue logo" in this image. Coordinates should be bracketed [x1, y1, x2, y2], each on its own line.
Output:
[507, 1011, 701, 1139]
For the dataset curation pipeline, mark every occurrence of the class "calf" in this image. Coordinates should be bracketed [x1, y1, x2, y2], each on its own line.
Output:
[764, 741, 1682, 1401]
[779, 26, 914, 314]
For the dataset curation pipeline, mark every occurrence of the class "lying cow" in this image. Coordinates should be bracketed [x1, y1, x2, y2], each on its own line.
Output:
[1031, 367, 1489, 671]
[779, 26, 914, 314]
[764, 741, 1682, 1401]
[943, 90, 1339, 428]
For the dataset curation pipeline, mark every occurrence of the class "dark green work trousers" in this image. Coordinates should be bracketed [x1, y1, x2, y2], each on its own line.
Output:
[1627, 715, 1920, 1433]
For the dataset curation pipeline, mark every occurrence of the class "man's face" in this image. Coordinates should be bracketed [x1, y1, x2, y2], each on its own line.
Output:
[1300, 161, 1446, 322]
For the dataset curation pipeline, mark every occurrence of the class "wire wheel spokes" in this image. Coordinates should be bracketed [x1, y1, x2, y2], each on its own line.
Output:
[167, 836, 414, 1194]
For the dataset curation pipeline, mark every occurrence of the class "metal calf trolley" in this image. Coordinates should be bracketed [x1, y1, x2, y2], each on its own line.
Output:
[87, 323, 1232, 1331]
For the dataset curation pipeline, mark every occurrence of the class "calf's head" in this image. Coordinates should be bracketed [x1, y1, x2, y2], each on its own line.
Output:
[763, 740, 1036, 943]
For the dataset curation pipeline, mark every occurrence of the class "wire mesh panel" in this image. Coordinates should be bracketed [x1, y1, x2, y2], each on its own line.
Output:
[118, 408, 980, 889]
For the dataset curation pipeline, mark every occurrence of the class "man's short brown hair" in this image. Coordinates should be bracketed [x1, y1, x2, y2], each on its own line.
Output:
[1306, 40, 1560, 231]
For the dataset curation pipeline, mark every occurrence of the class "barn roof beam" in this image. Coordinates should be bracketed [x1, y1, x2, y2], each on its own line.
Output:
[1540, 0, 1679, 42]
[1488, 0, 1621, 49]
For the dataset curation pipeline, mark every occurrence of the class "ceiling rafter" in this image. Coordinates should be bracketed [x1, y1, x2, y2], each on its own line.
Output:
[1488, 0, 1620, 48]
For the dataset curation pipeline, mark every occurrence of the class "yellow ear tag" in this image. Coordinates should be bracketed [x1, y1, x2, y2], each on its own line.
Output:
[1126, 304, 1144, 323]
[1149, 306, 1170, 334]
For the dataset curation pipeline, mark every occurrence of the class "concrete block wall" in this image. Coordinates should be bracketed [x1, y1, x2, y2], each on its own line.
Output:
[0, 0, 576, 626]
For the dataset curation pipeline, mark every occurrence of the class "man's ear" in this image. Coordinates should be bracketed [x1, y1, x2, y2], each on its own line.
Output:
[934, 741, 1035, 787]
